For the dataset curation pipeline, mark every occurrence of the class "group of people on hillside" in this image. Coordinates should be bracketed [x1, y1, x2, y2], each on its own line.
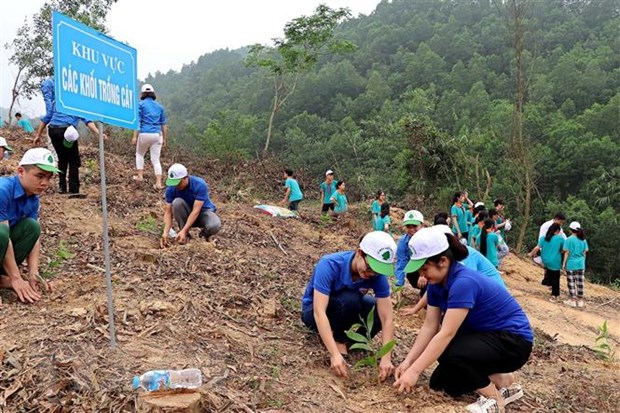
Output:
[300, 186, 589, 412]
[529, 212, 589, 307]
[0, 81, 221, 306]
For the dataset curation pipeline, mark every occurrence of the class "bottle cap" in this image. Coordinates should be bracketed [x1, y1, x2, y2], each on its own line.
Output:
[132, 376, 140, 390]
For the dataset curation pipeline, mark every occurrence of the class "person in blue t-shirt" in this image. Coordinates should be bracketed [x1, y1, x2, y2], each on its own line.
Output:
[0, 148, 60, 306]
[319, 170, 337, 214]
[400, 219, 507, 317]
[393, 227, 532, 413]
[302, 231, 397, 380]
[34, 77, 107, 198]
[15, 113, 34, 133]
[280, 168, 303, 214]
[529, 223, 565, 302]
[160, 163, 221, 246]
[132, 84, 168, 190]
[562, 221, 589, 308]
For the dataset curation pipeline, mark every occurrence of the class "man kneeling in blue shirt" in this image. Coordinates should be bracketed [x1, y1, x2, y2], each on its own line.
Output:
[301, 231, 397, 380]
[160, 163, 221, 247]
[0, 148, 60, 306]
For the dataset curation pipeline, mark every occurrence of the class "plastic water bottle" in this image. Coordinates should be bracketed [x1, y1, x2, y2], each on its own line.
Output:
[168, 228, 177, 238]
[132, 368, 202, 391]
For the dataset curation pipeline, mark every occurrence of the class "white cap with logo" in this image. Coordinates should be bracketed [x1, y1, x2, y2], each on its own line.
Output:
[141, 83, 155, 93]
[165, 163, 188, 186]
[0, 137, 13, 152]
[325, 169, 334, 176]
[569, 221, 581, 231]
[19, 148, 61, 173]
[403, 210, 424, 226]
[63, 125, 80, 148]
[404, 227, 450, 273]
[359, 231, 397, 276]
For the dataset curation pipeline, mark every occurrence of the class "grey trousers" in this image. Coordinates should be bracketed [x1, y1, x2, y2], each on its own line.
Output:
[172, 198, 221, 236]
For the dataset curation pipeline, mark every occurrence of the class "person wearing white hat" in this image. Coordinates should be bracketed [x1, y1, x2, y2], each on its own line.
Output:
[34, 77, 106, 198]
[0, 148, 60, 306]
[319, 169, 336, 214]
[0, 137, 14, 160]
[132, 84, 168, 190]
[395, 210, 426, 294]
[160, 163, 221, 246]
[562, 221, 589, 308]
[393, 227, 532, 413]
[301, 231, 397, 380]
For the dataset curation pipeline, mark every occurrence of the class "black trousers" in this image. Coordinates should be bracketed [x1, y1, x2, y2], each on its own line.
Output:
[429, 331, 532, 397]
[48, 126, 81, 193]
[546, 269, 561, 297]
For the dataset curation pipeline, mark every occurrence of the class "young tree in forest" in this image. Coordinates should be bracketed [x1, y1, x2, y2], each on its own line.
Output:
[4, 0, 117, 120]
[246, 5, 355, 153]
[505, 0, 538, 252]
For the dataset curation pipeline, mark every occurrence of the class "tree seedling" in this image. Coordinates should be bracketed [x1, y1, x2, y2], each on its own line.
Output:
[593, 320, 615, 362]
[345, 306, 396, 381]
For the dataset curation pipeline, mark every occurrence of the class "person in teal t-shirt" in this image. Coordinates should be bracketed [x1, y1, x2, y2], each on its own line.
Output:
[281, 168, 303, 214]
[330, 180, 348, 215]
[529, 223, 565, 302]
[479, 219, 501, 267]
[562, 221, 589, 308]
[450, 191, 472, 240]
[371, 190, 385, 229]
[15, 113, 34, 133]
[374, 202, 392, 233]
[320, 170, 337, 214]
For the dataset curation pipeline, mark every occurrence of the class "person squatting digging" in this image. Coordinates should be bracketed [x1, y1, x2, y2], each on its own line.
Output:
[160, 163, 221, 246]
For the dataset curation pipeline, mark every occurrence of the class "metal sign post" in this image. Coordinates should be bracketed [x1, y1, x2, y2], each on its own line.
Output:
[52, 11, 138, 348]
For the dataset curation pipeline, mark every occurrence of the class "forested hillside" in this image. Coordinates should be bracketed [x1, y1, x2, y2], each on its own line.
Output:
[144, 0, 619, 283]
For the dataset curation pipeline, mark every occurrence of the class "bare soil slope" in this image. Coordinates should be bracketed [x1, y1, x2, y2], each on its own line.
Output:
[0, 133, 618, 412]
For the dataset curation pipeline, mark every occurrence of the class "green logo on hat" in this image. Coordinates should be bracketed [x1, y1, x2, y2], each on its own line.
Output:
[408, 213, 414, 219]
[169, 172, 174, 178]
[382, 250, 391, 261]
[47, 155, 53, 163]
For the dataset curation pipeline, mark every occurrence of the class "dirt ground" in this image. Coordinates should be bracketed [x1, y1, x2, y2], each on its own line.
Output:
[0, 131, 618, 412]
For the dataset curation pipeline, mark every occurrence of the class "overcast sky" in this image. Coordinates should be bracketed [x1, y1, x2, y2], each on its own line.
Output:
[0, 0, 380, 118]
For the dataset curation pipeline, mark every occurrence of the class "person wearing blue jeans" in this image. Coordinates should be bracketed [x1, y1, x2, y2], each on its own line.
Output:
[301, 231, 397, 380]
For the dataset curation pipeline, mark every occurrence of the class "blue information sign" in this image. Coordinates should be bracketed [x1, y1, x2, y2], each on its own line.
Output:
[53, 11, 138, 129]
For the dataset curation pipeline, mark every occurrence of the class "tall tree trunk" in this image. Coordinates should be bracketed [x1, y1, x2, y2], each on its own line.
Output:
[7, 67, 24, 123]
[508, 0, 535, 253]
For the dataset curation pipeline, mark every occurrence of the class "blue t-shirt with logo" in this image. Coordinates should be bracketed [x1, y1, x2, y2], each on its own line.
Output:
[427, 264, 533, 343]
[165, 175, 216, 212]
[320, 181, 337, 204]
[285, 178, 303, 202]
[302, 251, 391, 312]
[538, 235, 565, 271]
[138, 97, 167, 133]
[0, 176, 39, 227]
[563, 236, 589, 271]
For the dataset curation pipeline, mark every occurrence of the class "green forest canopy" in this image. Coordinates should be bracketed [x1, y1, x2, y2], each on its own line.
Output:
[144, 0, 620, 283]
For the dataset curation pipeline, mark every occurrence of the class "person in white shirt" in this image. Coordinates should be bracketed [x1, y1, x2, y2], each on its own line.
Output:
[538, 212, 567, 240]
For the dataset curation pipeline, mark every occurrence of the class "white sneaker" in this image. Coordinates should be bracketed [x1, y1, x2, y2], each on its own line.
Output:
[577, 300, 585, 308]
[563, 299, 577, 308]
[500, 383, 524, 405]
[466, 396, 501, 413]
